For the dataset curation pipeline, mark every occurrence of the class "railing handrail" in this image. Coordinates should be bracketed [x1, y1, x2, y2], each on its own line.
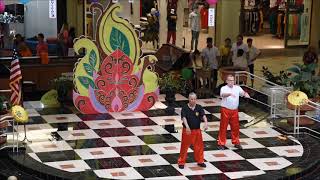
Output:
[233, 70, 320, 136]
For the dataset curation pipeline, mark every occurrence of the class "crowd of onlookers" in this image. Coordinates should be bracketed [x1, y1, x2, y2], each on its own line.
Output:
[12, 23, 76, 59]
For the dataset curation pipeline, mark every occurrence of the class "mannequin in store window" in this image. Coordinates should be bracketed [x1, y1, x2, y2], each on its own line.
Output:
[167, 9, 177, 45]
[300, 8, 309, 42]
[189, 5, 201, 51]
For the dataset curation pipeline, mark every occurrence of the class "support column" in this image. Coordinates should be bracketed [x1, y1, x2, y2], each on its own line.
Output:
[215, 0, 241, 47]
[158, 0, 167, 47]
[310, 0, 320, 50]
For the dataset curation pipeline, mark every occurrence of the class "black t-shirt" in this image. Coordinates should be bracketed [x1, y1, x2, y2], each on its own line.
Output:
[167, 13, 177, 31]
[181, 104, 205, 130]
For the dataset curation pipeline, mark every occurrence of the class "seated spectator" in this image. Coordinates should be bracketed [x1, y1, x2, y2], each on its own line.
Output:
[36, 33, 49, 64]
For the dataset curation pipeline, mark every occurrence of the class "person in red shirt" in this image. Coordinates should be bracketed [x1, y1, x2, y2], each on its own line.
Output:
[36, 33, 49, 64]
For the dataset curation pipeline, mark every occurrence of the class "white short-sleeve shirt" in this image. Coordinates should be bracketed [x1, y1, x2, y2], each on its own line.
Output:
[231, 43, 249, 61]
[248, 45, 261, 65]
[220, 85, 244, 110]
[201, 46, 220, 70]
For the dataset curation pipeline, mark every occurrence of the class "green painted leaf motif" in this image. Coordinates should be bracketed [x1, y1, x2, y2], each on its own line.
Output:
[89, 50, 97, 68]
[83, 63, 93, 76]
[110, 27, 130, 56]
[78, 76, 95, 89]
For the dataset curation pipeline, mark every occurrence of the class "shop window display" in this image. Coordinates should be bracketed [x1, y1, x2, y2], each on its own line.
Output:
[240, 0, 312, 48]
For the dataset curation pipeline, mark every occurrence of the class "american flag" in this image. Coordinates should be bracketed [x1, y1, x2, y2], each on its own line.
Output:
[9, 50, 22, 106]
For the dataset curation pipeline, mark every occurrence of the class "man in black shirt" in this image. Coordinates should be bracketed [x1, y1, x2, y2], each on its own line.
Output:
[167, 8, 177, 45]
[177, 92, 208, 169]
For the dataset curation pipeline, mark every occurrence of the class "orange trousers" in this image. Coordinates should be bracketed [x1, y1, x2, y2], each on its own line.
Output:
[218, 107, 240, 146]
[178, 128, 204, 165]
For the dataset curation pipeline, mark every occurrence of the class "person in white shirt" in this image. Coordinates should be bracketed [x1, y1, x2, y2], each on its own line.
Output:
[231, 35, 249, 66]
[218, 75, 250, 150]
[189, 5, 201, 51]
[232, 49, 248, 69]
[201, 37, 220, 91]
[247, 38, 261, 87]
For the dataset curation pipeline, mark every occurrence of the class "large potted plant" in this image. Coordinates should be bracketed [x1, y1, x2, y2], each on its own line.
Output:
[261, 66, 290, 86]
[159, 72, 183, 114]
[51, 74, 74, 106]
[286, 63, 320, 125]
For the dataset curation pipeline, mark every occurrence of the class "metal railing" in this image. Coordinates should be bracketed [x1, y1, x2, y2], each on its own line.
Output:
[234, 71, 320, 136]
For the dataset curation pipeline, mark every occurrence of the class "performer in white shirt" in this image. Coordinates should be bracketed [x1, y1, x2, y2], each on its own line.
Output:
[218, 75, 250, 150]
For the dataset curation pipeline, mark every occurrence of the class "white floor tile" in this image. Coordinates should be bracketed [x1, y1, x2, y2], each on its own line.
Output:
[127, 125, 168, 136]
[213, 112, 254, 122]
[102, 136, 145, 147]
[94, 167, 144, 179]
[84, 120, 124, 129]
[58, 129, 99, 140]
[148, 142, 192, 154]
[28, 141, 72, 153]
[225, 170, 266, 179]
[123, 154, 170, 167]
[27, 101, 45, 109]
[225, 138, 265, 150]
[204, 150, 245, 162]
[268, 145, 303, 157]
[173, 162, 222, 176]
[172, 130, 215, 142]
[247, 157, 292, 171]
[149, 116, 182, 127]
[74, 147, 120, 160]
[197, 98, 222, 107]
[240, 128, 282, 138]
[150, 101, 167, 110]
[109, 111, 148, 119]
[25, 108, 40, 117]
[42, 114, 82, 123]
[146, 176, 189, 180]
[45, 160, 91, 172]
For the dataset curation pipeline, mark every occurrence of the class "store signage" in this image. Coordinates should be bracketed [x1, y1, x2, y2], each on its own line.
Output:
[208, 8, 215, 27]
[49, 0, 56, 19]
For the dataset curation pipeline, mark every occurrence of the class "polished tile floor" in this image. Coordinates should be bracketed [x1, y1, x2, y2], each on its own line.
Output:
[4, 94, 309, 179]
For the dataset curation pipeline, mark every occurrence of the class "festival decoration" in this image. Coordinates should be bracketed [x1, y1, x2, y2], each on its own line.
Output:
[73, 3, 159, 114]
[206, 0, 218, 5]
[11, 105, 28, 123]
[0, 0, 5, 14]
[288, 91, 308, 106]
[20, 0, 30, 4]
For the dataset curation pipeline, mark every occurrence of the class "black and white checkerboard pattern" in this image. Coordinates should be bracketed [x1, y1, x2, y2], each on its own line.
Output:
[19, 94, 303, 179]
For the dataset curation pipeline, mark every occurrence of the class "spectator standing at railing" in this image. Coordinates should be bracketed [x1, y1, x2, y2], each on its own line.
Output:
[247, 38, 261, 87]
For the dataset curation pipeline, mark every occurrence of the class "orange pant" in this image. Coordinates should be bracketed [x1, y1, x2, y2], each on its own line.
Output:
[178, 128, 204, 165]
[218, 107, 240, 146]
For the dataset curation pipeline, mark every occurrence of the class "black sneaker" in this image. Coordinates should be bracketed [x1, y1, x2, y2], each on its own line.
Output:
[217, 145, 226, 150]
[234, 144, 243, 150]
[178, 165, 184, 169]
[197, 163, 206, 168]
